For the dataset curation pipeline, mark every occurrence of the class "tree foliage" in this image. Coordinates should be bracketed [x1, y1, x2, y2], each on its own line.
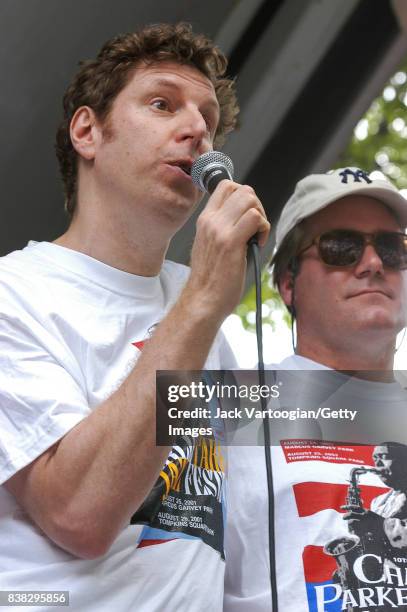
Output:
[238, 59, 407, 331]
[338, 61, 407, 187]
[235, 267, 290, 332]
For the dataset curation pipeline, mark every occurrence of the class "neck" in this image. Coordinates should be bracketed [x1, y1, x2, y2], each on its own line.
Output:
[55, 193, 173, 277]
[296, 333, 396, 380]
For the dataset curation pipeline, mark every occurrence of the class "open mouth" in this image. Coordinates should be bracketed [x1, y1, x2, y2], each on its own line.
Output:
[176, 162, 191, 176]
[168, 160, 192, 177]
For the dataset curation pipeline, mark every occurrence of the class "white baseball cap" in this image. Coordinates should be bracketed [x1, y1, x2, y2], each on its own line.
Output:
[275, 167, 407, 250]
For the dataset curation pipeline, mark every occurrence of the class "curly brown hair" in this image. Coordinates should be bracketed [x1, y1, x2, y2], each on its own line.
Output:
[55, 22, 239, 216]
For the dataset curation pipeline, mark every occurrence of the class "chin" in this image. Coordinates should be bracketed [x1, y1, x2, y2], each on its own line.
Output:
[356, 308, 403, 332]
[153, 181, 198, 208]
[157, 196, 199, 229]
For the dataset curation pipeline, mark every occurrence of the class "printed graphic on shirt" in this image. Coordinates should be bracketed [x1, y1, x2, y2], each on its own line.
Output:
[131, 436, 225, 557]
[130, 333, 226, 557]
[282, 439, 407, 611]
[132, 323, 158, 351]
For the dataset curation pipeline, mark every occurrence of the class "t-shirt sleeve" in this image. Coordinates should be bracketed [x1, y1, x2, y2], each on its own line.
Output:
[0, 298, 90, 485]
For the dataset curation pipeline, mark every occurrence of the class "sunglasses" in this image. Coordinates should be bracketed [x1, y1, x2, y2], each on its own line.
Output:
[297, 229, 407, 270]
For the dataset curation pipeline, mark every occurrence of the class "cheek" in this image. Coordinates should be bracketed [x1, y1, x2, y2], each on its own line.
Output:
[400, 273, 407, 309]
[388, 274, 407, 327]
[295, 269, 332, 310]
[106, 111, 161, 154]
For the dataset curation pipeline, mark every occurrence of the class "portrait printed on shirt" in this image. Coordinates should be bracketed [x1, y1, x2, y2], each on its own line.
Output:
[283, 440, 407, 612]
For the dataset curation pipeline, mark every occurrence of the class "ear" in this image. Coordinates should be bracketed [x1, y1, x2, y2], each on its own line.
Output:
[279, 268, 294, 310]
[70, 106, 101, 161]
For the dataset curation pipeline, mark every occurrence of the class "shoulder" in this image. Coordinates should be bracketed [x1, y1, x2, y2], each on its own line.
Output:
[0, 245, 48, 313]
[0, 241, 48, 271]
[0, 243, 68, 324]
[0, 241, 56, 286]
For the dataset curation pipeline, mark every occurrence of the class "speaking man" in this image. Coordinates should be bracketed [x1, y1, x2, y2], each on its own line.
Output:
[225, 168, 407, 611]
[0, 23, 269, 611]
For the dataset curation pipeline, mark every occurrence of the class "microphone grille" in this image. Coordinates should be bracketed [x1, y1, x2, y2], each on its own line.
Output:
[191, 151, 234, 190]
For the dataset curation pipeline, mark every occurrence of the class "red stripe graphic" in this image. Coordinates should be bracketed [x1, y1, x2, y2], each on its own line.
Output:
[137, 538, 175, 548]
[293, 481, 389, 516]
[303, 545, 337, 583]
[132, 340, 145, 351]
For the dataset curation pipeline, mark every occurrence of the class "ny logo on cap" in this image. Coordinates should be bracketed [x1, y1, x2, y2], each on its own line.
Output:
[338, 168, 372, 185]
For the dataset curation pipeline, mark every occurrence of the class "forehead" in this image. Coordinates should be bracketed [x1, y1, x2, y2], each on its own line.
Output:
[304, 195, 401, 237]
[124, 60, 219, 106]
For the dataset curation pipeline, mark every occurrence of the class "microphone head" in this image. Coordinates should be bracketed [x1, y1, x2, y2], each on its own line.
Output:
[191, 151, 234, 193]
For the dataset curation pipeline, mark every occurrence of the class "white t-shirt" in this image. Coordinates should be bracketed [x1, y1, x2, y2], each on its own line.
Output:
[224, 355, 407, 612]
[0, 241, 236, 612]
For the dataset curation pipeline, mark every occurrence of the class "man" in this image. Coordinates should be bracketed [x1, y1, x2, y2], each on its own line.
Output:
[344, 442, 407, 553]
[316, 442, 407, 612]
[0, 23, 269, 611]
[371, 442, 407, 526]
[224, 167, 407, 611]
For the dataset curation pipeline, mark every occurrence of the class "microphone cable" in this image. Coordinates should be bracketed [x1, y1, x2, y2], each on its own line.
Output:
[191, 152, 278, 610]
[249, 237, 278, 612]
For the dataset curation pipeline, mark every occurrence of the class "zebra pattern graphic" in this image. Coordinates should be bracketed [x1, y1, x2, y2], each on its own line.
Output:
[131, 434, 226, 556]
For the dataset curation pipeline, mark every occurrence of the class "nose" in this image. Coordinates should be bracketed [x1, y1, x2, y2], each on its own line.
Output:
[354, 243, 385, 278]
[175, 105, 211, 152]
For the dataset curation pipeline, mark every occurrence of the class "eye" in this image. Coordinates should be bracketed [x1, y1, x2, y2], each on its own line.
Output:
[151, 99, 170, 111]
[206, 121, 215, 139]
[201, 114, 211, 131]
[202, 112, 218, 139]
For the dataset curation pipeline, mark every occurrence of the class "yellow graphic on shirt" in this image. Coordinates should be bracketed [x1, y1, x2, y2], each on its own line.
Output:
[160, 437, 225, 499]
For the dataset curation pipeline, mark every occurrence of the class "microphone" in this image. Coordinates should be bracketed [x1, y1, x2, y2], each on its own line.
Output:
[191, 151, 258, 246]
[191, 151, 234, 194]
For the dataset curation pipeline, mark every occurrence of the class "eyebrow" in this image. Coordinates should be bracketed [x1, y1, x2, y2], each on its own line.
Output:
[150, 78, 220, 114]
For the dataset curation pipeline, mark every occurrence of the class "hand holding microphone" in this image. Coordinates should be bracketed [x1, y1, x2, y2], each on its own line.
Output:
[191, 150, 269, 247]
[184, 150, 270, 321]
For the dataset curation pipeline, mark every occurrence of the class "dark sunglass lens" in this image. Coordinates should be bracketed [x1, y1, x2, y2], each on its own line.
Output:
[318, 230, 362, 266]
[376, 233, 407, 269]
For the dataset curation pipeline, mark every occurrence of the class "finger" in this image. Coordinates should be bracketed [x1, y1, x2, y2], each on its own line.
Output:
[241, 185, 267, 221]
[230, 207, 271, 248]
[203, 180, 240, 212]
[215, 185, 269, 231]
[198, 182, 270, 247]
[223, 187, 270, 247]
[256, 223, 271, 248]
[221, 184, 266, 218]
